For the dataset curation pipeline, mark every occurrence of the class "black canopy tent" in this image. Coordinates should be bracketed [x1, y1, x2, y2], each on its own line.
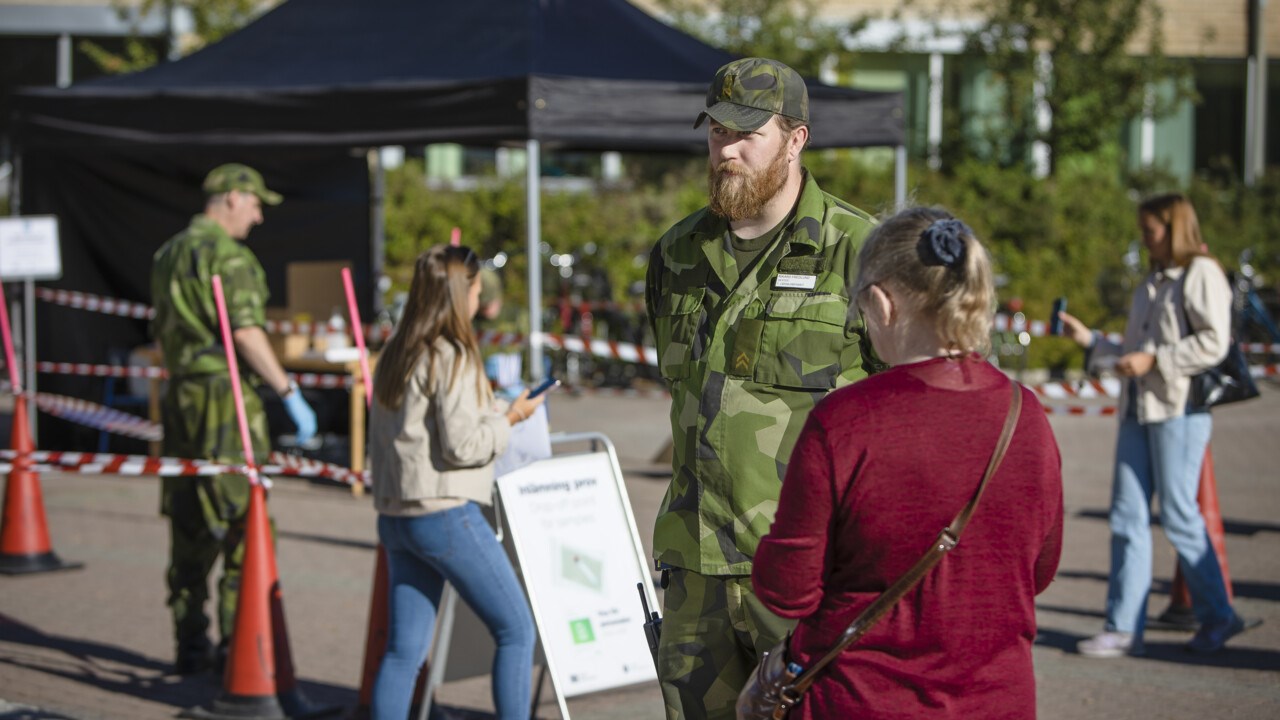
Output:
[11, 0, 904, 445]
[14, 0, 903, 151]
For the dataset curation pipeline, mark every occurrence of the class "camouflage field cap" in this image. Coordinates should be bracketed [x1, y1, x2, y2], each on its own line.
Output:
[202, 163, 283, 205]
[694, 57, 809, 132]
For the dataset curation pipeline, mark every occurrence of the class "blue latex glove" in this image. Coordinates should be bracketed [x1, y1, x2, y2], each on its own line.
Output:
[282, 385, 317, 446]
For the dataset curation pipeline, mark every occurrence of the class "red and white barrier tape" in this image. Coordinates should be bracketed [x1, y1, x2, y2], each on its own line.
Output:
[36, 286, 661, 363]
[1028, 378, 1124, 400]
[1025, 364, 1277, 399]
[287, 372, 354, 389]
[1241, 342, 1280, 355]
[1038, 403, 1119, 417]
[36, 361, 166, 379]
[540, 333, 658, 365]
[0, 449, 370, 487]
[476, 330, 528, 348]
[32, 392, 162, 441]
[1252, 363, 1280, 379]
[0, 449, 220, 476]
[35, 287, 153, 320]
[29, 361, 351, 389]
[32, 285, 1280, 365]
[22, 357, 1277, 408]
[35, 286, 391, 341]
[479, 330, 659, 365]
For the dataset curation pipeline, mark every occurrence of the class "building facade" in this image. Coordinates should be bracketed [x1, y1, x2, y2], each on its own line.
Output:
[633, 0, 1279, 183]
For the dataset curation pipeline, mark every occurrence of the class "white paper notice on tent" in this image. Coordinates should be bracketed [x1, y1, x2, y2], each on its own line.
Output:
[0, 216, 62, 281]
[497, 451, 658, 697]
[494, 404, 551, 477]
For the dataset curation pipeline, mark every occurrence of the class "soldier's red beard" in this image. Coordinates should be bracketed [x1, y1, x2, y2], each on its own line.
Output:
[707, 140, 790, 221]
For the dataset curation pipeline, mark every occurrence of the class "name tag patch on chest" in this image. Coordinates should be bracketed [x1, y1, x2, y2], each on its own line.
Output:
[775, 273, 818, 290]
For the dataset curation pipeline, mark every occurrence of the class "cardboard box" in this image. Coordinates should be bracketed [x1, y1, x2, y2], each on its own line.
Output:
[264, 261, 355, 358]
[265, 307, 311, 359]
[287, 260, 353, 323]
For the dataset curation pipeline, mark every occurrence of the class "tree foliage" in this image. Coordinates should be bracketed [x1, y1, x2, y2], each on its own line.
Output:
[955, 0, 1194, 173]
[383, 150, 1280, 366]
[650, 0, 864, 77]
[382, 159, 706, 334]
[80, 0, 278, 73]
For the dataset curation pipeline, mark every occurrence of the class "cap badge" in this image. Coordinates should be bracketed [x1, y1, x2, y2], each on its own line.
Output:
[721, 75, 735, 100]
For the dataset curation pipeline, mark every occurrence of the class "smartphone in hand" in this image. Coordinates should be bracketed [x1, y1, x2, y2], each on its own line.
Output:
[527, 375, 560, 399]
[1050, 297, 1067, 336]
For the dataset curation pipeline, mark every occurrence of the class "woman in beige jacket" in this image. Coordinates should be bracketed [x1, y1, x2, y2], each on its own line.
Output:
[368, 245, 545, 720]
[1060, 193, 1249, 658]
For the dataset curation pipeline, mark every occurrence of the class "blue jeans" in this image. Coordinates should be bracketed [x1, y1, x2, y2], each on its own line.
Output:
[1104, 413, 1234, 638]
[372, 503, 535, 720]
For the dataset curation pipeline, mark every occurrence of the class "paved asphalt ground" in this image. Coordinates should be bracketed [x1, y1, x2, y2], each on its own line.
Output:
[1, 381, 1278, 719]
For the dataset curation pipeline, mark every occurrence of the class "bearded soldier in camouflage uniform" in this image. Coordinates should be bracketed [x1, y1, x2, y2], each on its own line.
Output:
[646, 58, 877, 719]
[151, 164, 317, 674]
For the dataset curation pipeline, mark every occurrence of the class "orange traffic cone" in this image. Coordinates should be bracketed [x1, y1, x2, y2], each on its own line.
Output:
[0, 394, 81, 575]
[353, 545, 391, 719]
[182, 482, 286, 720]
[180, 479, 290, 717]
[1157, 445, 1233, 628]
[182, 481, 337, 720]
[351, 545, 431, 720]
[270, 521, 333, 719]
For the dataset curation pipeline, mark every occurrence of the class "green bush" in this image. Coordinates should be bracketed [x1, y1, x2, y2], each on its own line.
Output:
[383, 155, 1280, 368]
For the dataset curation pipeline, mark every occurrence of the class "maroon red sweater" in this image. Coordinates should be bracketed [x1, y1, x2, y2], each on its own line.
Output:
[753, 356, 1063, 720]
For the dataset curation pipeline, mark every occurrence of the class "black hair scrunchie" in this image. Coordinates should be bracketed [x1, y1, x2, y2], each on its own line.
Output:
[918, 219, 971, 269]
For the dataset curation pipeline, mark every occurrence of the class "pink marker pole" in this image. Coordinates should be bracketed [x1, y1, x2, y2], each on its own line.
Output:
[0, 283, 22, 392]
[212, 275, 262, 486]
[341, 267, 373, 408]
[450, 226, 461, 247]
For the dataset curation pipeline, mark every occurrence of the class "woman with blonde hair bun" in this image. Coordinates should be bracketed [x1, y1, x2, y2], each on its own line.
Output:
[751, 207, 1064, 719]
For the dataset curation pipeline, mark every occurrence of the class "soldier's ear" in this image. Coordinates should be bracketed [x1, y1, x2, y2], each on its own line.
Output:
[788, 124, 808, 161]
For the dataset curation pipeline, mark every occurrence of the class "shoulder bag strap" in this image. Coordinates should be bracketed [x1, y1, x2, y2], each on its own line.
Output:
[786, 376, 1023, 696]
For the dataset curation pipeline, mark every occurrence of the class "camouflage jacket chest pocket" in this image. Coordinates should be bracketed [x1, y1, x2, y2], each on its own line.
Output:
[744, 291, 851, 389]
[652, 286, 706, 380]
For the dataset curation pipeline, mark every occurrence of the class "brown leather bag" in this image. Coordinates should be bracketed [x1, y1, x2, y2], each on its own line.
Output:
[736, 378, 1023, 720]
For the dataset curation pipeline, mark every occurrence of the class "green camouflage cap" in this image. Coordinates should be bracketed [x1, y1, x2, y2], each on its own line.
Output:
[694, 57, 809, 132]
[202, 164, 283, 205]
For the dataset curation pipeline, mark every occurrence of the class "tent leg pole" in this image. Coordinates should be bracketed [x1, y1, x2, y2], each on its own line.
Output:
[10, 150, 19, 216]
[369, 148, 386, 315]
[9, 152, 34, 440]
[894, 145, 907, 210]
[24, 278, 35, 443]
[526, 139, 544, 382]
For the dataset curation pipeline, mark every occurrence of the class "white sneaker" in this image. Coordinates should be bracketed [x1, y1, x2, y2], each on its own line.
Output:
[1078, 631, 1144, 658]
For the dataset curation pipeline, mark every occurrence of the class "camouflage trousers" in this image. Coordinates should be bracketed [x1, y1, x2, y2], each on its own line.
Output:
[657, 568, 794, 720]
[161, 374, 270, 652]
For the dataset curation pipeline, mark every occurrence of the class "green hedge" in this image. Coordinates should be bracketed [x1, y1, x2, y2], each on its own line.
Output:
[383, 155, 1279, 367]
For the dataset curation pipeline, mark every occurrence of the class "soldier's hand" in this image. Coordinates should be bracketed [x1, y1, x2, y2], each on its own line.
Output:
[282, 387, 318, 445]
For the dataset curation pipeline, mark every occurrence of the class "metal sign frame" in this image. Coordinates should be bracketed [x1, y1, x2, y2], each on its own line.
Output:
[420, 431, 656, 720]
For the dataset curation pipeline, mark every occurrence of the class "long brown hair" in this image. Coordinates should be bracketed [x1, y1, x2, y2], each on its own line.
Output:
[373, 245, 484, 409]
[1138, 193, 1208, 270]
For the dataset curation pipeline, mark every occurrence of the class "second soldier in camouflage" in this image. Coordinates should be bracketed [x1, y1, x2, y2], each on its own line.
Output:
[151, 163, 316, 675]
